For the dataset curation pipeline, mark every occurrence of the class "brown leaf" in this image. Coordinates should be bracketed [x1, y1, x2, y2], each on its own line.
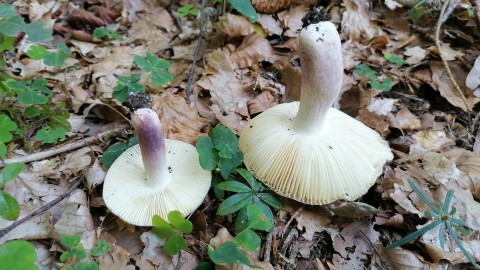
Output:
[429, 61, 480, 111]
[217, 13, 255, 38]
[230, 33, 275, 69]
[247, 91, 277, 115]
[411, 130, 455, 151]
[341, 0, 380, 42]
[277, 5, 308, 37]
[394, 107, 422, 130]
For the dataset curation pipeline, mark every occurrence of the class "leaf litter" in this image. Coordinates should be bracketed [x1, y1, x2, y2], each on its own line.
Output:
[1, 0, 480, 269]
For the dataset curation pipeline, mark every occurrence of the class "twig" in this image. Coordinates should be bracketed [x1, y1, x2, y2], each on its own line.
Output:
[184, 0, 207, 104]
[281, 206, 303, 236]
[435, 0, 469, 112]
[0, 177, 82, 239]
[0, 124, 128, 167]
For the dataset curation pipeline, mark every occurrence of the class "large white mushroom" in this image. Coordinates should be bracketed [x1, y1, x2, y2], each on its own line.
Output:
[103, 108, 211, 226]
[239, 19, 393, 205]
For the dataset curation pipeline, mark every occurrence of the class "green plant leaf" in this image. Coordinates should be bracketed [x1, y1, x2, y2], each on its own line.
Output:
[0, 3, 19, 18]
[60, 248, 87, 263]
[0, 114, 17, 143]
[24, 21, 52, 42]
[24, 106, 42, 117]
[257, 193, 283, 208]
[193, 262, 213, 270]
[236, 169, 261, 190]
[216, 181, 251, 193]
[57, 43, 73, 56]
[168, 210, 193, 234]
[60, 235, 81, 249]
[0, 144, 6, 159]
[0, 190, 20, 220]
[446, 221, 480, 268]
[384, 220, 442, 250]
[438, 221, 445, 249]
[196, 136, 219, 171]
[73, 261, 100, 270]
[354, 64, 374, 76]
[0, 240, 38, 270]
[150, 69, 174, 86]
[0, 16, 26, 37]
[384, 53, 406, 66]
[93, 27, 110, 39]
[152, 214, 174, 239]
[449, 218, 470, 229]
[0, 162, 25, 186]
[219, 150, 243, 179]
[208, 241, 253, 267]
[0, 35, 15, 51]
[26, 45, 49, 60]
[112, 74, 145, 102]
[370, 76, 393, 92]
[235, 206, 249, 233]
[407, 179, 442, 214]
[234, 228, 260, 252]
[35, 127, 66, 144]
[228, 0, 257, 23]
[217, 193, 252, 215]
[163, 233, 187, 256]
[442, 189, 455, 214]
[43, 51, 67, 67]
[101, 139, 138, 168]
[91, 240, 110, 256]
[211, 125, 238, 158]
[17, 90, 49, 105]
[247, 204, 273, 231]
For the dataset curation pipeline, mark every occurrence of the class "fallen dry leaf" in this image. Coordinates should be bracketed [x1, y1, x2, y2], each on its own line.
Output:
[230, 33, 275, 69]
[247, 90, 277, 115]
[217, 13, 255, 38]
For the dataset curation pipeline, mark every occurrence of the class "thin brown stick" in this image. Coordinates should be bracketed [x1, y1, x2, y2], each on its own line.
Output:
[0, 177, 82, 239]
[435, 0, 469, 112]
[1, 124, 128, 167]
[184, 0, 207, 104]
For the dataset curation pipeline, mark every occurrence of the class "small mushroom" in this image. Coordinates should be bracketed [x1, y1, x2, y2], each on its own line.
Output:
[239, 20, 393, 205]
[103, 108, 211, 226]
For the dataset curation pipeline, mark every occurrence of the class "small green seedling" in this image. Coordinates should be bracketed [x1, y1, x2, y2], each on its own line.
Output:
[354, 64, 393, 92]
[93, 27, 122, 41]
[112, 74, 145, 102]
[384, 53, 406, 66]
[134, 53, 173, 87]
[152, 210, 193, 256]
[59, 235, 110, 270]
[0, 240, 38, 270]
[0, 114, 16, 158]
[216, 169, 282, 232]
[209, 205, 272, 267]
[0, 162, 25, 220]
[177, 5, 199, 17]
[42, 43, 73, 67]
[385, 179, 479, 269]
[196, 125, 243, 179]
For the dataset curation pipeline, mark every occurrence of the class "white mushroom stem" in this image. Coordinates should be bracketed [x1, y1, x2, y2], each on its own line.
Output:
[292, 22, 344, 134]
[131, 108, 171, 189]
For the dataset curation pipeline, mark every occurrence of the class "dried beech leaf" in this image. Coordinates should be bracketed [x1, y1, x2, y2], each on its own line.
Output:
[217, 13, 255, 38]
[247, 91, 277, 115]
[230, 33, 275, 68]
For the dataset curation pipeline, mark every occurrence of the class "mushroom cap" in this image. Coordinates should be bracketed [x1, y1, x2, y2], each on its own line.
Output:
[239, 102, 393, 205]
[103, 139, 211, 226]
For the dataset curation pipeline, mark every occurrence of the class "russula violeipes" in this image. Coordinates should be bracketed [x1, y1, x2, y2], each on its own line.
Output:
[103, 108, 211, 226]
[239, 18, 393, 205]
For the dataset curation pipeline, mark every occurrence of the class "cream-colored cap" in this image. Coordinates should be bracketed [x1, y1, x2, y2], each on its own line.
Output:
[239, 102, 393, 205]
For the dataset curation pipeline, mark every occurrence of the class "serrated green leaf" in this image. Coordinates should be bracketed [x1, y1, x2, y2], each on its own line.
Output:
[257, 193, 283, 208]
[152, 214, 174, 239]
[0, 162, 25, 186]
[163, 233, 187, 256]
[216, 181, 251, 193]
[217, 193, 251, 215]
[24, 21, 52, 42]
[196, 136, 219, 171]
[60, 235, 81, 249]
[0, 240, 38, 270]
[228, 0, 257, 23]
[168, 210, 192, 234]
[0, 16, 26, 37]
[234, 228, 260, 252]
[208, 241, 253, 267]
[91, 240, 110, 256]
[0, 190, 20, 220]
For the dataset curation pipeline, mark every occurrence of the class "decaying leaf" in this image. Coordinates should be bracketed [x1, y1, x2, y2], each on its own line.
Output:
[230, 33, 276, 69]
[217, 13, 255, 38]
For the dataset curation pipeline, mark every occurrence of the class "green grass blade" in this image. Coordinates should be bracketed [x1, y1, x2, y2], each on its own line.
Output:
[385, 220, 442, 250]
[438, 222, 445, 249]
[443, 190, 454, 213]
[446, 222, 480, 269]
[407, 179, 442, 214]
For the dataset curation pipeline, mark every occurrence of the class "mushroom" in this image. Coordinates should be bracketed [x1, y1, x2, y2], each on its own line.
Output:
[103, 108, 211, 226]
[239, 19, 393, 205]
